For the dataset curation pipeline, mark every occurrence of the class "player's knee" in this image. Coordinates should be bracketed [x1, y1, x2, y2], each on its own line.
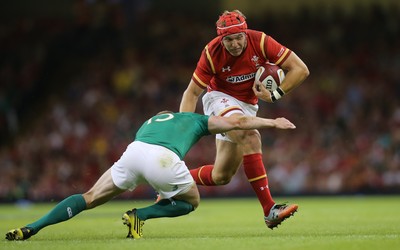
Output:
[190, 198, 200, 210]
[213, 172, 234, 185]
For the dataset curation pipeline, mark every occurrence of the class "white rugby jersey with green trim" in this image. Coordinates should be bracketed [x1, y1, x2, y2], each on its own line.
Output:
[134, 112, 211, 160]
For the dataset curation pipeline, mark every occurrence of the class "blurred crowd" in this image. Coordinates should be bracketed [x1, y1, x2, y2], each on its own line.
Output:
[0, 1, 399, 202]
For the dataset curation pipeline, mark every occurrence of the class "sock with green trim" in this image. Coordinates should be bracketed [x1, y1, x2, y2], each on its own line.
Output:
[26, 194, 87, 234]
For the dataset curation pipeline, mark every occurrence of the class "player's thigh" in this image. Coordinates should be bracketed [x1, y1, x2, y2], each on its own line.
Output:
[110, 142, 144, 191]
[213, 139, 243, 176]
[141, 144, 195, 200]
[227, 127, 262, 154]
[173, 184, 200, 209]
[84, 168, 124, 208]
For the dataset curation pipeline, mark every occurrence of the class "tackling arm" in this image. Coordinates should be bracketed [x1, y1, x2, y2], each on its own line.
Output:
[207, 116, 296, 134]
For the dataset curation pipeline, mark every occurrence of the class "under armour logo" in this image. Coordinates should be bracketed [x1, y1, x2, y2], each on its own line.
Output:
[222, 66, 231, 72]
[260, 185, 269, 191]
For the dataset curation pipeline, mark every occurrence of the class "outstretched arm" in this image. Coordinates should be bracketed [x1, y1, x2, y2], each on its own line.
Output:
[207, 116, 296, 134]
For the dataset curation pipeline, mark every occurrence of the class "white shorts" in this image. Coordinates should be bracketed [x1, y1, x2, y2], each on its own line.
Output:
[202, 91, 259, 141]
[111, 141, 194, 199]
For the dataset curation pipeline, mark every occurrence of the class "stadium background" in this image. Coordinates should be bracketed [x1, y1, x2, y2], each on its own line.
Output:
[0, 0, 399, 202]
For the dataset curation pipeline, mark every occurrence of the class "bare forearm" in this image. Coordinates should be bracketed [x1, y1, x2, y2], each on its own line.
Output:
[208, 114, 295, 134]
[236, 116, 296, 130]
[179, 91, 198, 112]
[279, 66, 309, 94]
[236, 116, 275, 130]
[180, 81, 204, 112]
[280, 52, 310, 94]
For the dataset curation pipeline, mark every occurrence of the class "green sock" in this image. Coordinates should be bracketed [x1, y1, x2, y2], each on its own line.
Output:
[26, 194, 87, 234]
[136, 199, 194, 220]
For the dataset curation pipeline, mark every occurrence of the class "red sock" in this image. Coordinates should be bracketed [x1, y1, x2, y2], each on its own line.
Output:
[243, 153, 275, 215]
[190, 165, 216, 186]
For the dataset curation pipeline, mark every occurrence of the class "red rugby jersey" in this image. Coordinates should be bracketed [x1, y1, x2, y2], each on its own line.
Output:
[192, 30, 291, 105]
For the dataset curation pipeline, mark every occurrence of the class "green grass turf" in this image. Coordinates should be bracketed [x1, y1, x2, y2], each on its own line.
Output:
[1, 196, 399, 250]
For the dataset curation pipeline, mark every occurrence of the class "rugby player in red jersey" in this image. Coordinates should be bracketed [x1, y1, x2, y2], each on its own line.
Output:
[180, 10, 309, 229]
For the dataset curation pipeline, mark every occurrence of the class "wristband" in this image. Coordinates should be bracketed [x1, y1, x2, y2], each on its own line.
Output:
[270, 91, 277, 102]
[276, 87, 285, 96]
[271, 87, 285, 102]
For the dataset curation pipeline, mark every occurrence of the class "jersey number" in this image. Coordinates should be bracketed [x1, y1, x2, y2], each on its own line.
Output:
[147, 113, 174, 124]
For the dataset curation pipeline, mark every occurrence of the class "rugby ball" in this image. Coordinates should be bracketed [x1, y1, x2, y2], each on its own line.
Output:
[254, 63, 285, 91]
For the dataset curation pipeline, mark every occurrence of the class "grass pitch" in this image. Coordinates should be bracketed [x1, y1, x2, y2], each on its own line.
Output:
[1, 196, 399, 250]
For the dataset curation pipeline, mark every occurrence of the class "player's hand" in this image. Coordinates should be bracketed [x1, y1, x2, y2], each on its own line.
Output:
[273, 117, 296, 129]
[252, 82, 273, 103]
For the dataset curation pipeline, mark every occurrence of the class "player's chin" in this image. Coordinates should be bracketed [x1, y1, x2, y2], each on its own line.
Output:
[228, 49, 243, 56]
